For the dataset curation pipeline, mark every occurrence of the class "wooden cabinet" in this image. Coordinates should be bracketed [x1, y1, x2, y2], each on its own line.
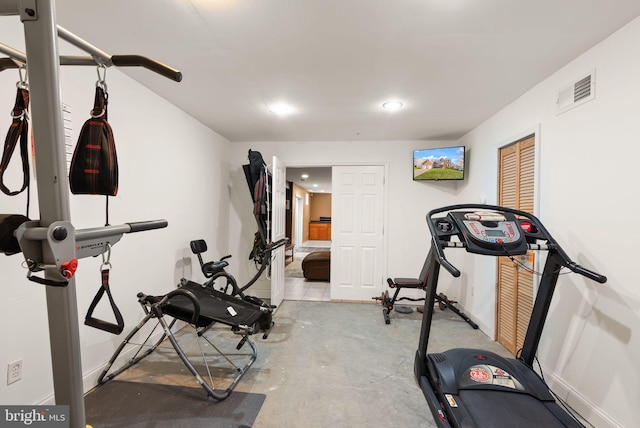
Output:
[309, 223, 331, 240]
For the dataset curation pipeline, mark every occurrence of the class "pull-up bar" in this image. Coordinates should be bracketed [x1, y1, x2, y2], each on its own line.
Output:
[0, 56, 21, 72]
[0, 26, 182, 81]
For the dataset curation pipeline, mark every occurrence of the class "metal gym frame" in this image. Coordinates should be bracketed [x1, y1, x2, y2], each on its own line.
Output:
[0, 1, 181, 427]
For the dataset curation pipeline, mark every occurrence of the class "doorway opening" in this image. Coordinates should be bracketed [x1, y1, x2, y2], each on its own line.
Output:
[284, 166, 333, 302]
[282, 164, 387, 303]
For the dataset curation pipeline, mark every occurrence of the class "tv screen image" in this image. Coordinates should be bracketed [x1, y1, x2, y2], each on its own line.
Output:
[413, 146, 465, 181]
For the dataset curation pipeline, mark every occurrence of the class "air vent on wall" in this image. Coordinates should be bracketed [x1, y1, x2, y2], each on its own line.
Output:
[556, 70, 596, 115]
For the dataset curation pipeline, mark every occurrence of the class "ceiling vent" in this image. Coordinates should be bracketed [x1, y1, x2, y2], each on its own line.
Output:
[556, 70, 595, 115]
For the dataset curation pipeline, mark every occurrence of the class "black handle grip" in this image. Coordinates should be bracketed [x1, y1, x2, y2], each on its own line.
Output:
[111, 55, 182, 82]
[28, 275, 68, 287]
[386, 278, 394, 287]
[84, 318, 123, 335]
[440, 258, 461, 278]
[568, 263, 607, 284]
[126, 220, 168, 233]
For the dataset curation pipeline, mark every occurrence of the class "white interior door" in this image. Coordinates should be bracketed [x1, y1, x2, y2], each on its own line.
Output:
[270, 155, 286, 308]
[331, 165, 385, 301]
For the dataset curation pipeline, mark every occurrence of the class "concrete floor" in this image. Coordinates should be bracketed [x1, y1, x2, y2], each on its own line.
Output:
[103, 239, 591, 427]
[105, 241, 518, 427]
[109, 298, 513, 427]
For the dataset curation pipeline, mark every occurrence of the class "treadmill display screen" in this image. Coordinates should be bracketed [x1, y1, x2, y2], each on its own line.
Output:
[461, 220, 521, 246]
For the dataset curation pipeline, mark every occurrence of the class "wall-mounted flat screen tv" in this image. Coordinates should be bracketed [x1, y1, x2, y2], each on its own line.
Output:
[413, 146, 465, 181]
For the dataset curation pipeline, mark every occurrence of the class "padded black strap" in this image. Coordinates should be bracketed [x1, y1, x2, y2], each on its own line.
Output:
[69, 86, 118, 197]
[0, 88, 30, 197]
[85, 269, 124, 335]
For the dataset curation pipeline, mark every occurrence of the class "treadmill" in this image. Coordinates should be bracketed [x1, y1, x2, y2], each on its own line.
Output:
[415, 204, 607, 428]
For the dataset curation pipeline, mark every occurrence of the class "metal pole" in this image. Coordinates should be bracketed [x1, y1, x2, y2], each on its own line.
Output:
[0, 1, 20, 16]
[57, 25, 112, 65]
[21, 0, 86, 426]
[0, 42, 27, 61]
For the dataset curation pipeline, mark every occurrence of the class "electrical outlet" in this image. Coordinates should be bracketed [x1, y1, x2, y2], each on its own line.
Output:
[7, 359, 22, 385]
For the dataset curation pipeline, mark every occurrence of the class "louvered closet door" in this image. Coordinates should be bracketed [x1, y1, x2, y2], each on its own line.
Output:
[497, 135, 535, 355]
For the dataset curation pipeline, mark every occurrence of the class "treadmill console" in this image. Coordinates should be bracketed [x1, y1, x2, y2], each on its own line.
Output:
[448, 211, 528, 256]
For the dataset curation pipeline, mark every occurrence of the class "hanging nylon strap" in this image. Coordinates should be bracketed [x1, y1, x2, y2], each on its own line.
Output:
[84, 268, 124, 334]
[0, 87, 30, 198]
[84, 248, 124, 334]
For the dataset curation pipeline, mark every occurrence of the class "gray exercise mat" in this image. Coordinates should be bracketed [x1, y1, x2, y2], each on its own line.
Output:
[85, 380, 265, 428]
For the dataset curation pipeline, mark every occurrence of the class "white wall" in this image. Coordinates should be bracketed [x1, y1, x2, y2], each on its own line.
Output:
[0, 19, 231, 405]
[454, 15, 640, 428]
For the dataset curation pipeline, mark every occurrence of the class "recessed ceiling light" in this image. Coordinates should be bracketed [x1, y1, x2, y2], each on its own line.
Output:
[382, 101, 403, 111]
[312, 184, 318, 187]
[269, 103, 293, 116]
[301, 174, 309, 179]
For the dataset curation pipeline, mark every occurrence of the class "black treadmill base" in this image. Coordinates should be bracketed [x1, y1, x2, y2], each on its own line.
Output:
[419, 375, 451, 428]
[419, 377, 584, 428]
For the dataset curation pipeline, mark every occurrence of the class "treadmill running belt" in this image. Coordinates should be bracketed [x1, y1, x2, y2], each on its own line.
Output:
[458, 389, 582, 427]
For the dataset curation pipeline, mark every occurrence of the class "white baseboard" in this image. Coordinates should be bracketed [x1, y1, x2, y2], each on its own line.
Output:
[37, 322, 180, 406]
[540, 365, 622, 428]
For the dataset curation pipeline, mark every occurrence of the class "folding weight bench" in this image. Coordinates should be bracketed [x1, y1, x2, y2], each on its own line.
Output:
[98, 279, 274, 401]
[380, 248, 479, 328]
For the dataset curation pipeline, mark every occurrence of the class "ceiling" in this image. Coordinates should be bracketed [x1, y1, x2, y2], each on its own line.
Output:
[286, 167, 332, 194]
[44, 1, 640, 143]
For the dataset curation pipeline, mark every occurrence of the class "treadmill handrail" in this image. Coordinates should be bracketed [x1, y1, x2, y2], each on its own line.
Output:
[566, 262, 607, 283]
[426, 204, 607, 284]
[435, 246, 460, 277]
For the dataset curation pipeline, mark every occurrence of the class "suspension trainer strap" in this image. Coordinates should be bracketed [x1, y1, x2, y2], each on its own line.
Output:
[84, 268, 125, 335]
[0, 87, 30, 198]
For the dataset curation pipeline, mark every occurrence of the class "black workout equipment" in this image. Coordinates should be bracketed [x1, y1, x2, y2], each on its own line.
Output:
[243, 150, 270, 263]
[69, 66, 118, 226]
[0, 213, 29, 255]
[191, 239, 237, 293]
[190, 237, 287, 300]
[415, 204, 606, 428]
[377, 248, 478, 328]
[98, 278, 274, 401]
[0, 70, 31, 249]
[242, 150, 289, 266]
[84, 244, 124, 335]
[1, 83, 30, 198]
[69, 73, 118, 197]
